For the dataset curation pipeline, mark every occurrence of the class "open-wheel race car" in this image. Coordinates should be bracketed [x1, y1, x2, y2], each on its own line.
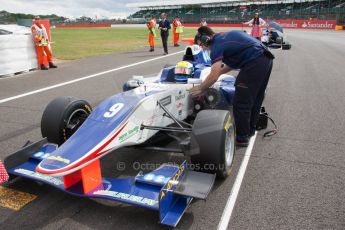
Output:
[261, 21, 292, 50]
[5, 45, 237, 227]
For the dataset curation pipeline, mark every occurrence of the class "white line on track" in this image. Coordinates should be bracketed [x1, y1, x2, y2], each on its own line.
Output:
[217, 132, 258, 230]
[0, 50, 184, 104]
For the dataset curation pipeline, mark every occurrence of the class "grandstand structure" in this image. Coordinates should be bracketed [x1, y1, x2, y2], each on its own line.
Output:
[127, 0, 345, 24]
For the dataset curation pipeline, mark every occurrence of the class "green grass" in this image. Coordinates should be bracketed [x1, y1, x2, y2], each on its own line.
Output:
[52, 28, 147, 60]
[51, 27, 225, 60]
[51, 25, 228, 60]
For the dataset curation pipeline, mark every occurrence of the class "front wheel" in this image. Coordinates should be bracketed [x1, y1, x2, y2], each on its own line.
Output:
[41, 96, 92, 145]
[190, 110, 235, 178]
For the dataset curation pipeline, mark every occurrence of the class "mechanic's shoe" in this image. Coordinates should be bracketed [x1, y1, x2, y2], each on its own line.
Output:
[49, 62, 57, 68]
[149, 46, 154, 52]
[236, 136, 249, 148]
[41, 64, 48, 70]
[236, 139, 249, 148]
[174, 44, 180, 47]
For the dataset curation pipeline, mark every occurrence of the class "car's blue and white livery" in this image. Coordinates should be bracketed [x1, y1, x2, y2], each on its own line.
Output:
[5, 44, 237, 227]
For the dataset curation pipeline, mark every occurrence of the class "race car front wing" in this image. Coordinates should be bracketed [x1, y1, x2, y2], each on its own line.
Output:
[4, 138, 215, 227]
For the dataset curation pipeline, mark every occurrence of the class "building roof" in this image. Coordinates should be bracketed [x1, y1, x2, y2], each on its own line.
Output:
[126, 0, 325, 8]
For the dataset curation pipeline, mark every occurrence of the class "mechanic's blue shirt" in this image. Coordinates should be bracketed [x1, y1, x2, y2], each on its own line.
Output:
[210, 30, 265, 69]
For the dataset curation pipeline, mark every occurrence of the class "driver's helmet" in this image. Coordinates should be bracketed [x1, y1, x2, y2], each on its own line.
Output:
[174, 61, 194, 83]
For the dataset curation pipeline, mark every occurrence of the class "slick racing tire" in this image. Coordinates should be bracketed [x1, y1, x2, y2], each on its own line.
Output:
[282, 43, 291, 50]
[190, 110, 235, 178]
[275, 36, 283, 44]
[41, 96, 92, 146]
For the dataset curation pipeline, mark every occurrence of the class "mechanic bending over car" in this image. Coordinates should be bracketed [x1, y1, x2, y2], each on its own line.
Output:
[190, 26, 274, 147]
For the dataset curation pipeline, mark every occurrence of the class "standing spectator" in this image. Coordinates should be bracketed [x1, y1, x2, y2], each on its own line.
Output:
[200, 18, 208, 26]
[172, 16, 183, 47]
[158, 13, 171, 55]
[146, 15, 156, 52]
[31, 15, 57, 70]
[243, 13, 266, 40]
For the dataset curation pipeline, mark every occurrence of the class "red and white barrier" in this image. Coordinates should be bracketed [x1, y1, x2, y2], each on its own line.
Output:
[184, 20, 337, 30]
[268, 19, 336, 29]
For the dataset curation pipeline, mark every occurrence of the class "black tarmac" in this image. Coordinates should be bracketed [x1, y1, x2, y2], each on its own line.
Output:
[1, 30, 345, 230]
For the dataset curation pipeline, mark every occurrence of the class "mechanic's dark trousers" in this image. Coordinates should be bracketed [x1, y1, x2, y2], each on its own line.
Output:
[161, 32, 169, 53]
[233, 54, 273, 141]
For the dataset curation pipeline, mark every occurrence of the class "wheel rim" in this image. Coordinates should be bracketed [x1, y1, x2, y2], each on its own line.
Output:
[65, 109, 89, 138]
[224, 126, 235, 167]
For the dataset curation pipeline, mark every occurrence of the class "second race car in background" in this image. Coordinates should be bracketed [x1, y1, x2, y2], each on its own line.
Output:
[261, 21, 292, 50]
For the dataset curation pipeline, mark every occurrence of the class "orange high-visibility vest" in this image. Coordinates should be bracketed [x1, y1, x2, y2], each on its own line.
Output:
[147, 19, 156, 37]
[173, 19, 182, 31]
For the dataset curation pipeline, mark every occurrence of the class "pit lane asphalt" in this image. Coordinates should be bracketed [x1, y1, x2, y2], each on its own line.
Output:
[1, 30, 345, 229]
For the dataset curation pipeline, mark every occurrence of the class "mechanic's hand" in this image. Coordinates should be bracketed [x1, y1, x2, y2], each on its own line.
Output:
[190, 85, 204, 97]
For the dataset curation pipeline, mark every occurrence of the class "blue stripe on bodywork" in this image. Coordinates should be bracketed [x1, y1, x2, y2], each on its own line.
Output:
[39, 89, 161, 171]
[219, 76, 236, 108]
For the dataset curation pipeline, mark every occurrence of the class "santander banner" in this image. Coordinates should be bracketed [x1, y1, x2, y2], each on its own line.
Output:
[267, 19, 336, 29]
[185, 19, 336, 30]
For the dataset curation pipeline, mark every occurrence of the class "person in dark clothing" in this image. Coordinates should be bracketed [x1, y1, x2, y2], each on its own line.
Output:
[269, 31, 279, 43]
[190, 26, 274, 147]
[158, 13, 171, 55]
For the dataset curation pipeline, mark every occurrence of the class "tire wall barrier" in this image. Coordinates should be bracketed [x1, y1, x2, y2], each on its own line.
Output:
[0, 25, 37, 76]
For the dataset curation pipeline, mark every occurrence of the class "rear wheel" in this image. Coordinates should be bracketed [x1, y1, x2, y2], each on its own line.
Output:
[190, 110, 235, 178]
[282, 43, 291, 50]
[41, 96, 92, 145]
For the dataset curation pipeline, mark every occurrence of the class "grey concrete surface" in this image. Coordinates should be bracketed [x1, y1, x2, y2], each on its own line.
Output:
[1, 30, 345, 229]
[229, 30, 345, 230]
